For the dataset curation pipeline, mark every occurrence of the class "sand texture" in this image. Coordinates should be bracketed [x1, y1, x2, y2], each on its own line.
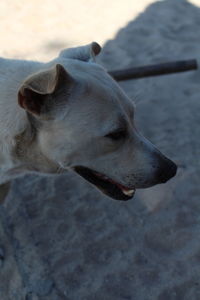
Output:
[0, 0, 200, 299]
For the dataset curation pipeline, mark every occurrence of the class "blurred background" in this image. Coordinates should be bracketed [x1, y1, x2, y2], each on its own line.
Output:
[0, 0, 168, 60]
[0, 0, 200, 300]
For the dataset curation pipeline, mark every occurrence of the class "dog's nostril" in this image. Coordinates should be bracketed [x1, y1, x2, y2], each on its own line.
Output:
[156, 159, 177, 183]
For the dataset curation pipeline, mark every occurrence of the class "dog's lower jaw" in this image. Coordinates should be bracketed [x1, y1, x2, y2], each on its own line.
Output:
[73, 166, 136, 201]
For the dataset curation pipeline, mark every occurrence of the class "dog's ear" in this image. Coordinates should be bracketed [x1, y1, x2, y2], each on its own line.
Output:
[59, 42, 101, 62]
[18, 64, 74, 117]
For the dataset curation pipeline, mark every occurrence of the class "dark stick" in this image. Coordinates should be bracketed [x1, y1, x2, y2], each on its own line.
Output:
[108, 59, 198, 81]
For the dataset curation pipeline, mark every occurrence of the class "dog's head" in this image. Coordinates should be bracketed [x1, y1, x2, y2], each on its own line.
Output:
[18, 42, 177, 200]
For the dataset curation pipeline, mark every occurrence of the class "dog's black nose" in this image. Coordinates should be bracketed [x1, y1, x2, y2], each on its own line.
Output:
[156, 157, 177, 183]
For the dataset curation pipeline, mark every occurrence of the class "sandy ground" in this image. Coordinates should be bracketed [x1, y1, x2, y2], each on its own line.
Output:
[0, 0, 200, 299]
[0, 0, 155, 61]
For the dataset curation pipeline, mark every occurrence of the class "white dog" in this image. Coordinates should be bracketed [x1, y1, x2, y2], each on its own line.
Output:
[0, 42, 177, 201]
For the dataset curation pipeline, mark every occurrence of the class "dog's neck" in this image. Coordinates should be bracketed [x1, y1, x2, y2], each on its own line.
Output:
[12, 118, 61, 174]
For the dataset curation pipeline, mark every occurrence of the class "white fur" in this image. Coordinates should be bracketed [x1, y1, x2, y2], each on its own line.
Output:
[0, 43, 177, 202]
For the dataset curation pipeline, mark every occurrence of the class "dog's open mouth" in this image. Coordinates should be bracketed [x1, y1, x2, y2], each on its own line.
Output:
[73, 166, 135, 200]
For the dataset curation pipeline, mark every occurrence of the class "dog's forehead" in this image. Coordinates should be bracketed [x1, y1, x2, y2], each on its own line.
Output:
[87, 78, 135, 122]
[61, 59, 135, 111]
[74, 63, 135, 112]
[70, 85, 133, 135]
[55, 60, 135, 131]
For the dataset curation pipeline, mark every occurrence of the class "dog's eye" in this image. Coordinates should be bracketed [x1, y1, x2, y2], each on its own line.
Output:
[105, 129, 127, 141]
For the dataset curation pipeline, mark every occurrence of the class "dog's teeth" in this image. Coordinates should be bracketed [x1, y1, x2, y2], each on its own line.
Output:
[122, 189, 135, 196]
